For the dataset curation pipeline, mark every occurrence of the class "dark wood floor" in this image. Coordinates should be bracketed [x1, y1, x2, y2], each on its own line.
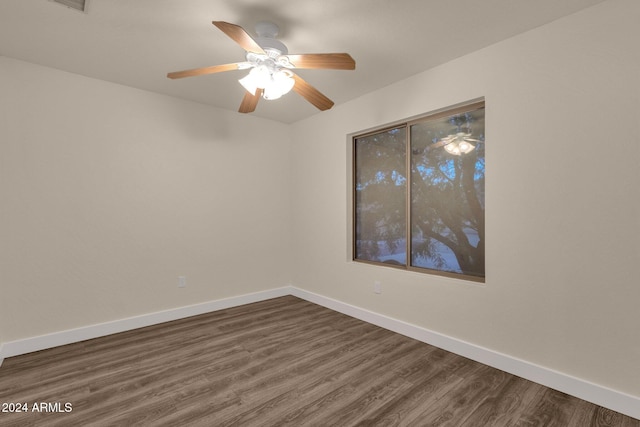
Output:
[0, 296, 637, 426]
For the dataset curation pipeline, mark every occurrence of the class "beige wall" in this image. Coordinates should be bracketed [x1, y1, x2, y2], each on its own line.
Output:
[0, 57, 293, 341]
[290, 0, 640, 397]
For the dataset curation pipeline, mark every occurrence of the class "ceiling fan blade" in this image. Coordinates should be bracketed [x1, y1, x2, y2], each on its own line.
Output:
[212, 21, 265, 54]
[167, 62, 249, 79]
[285, 53, 355, 70]
[238, 88, 263, 113]
[291, 73, 334, 111]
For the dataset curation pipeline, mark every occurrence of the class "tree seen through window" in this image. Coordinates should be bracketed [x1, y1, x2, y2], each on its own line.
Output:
[354, 102, 485, 280]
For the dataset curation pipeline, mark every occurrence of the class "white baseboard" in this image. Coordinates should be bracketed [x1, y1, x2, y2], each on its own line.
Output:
[0, 287, 290, 362]
[289, 287, 640, 421]
[1, 285, 638, 420]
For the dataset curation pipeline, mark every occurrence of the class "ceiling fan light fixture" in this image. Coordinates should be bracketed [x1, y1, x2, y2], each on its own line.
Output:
[240, 67, 294, 100]
[263, 72, 294, 100]
[238, 65, 269, 95]
[271, 69, 295, 94]
[263, 86, 283, 100]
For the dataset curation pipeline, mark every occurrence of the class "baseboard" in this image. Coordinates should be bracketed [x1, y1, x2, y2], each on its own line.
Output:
[1, 285, 638, 419]
[289, 287, 640, 420]
[0, 287, 291, 362]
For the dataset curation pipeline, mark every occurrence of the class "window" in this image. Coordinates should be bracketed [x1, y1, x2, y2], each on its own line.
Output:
[353, 101, 485, 281]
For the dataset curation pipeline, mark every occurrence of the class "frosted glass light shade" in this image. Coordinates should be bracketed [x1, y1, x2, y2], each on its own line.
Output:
[239, 67, 295, 100]
[239, 66, 270, 95]
[263, 70, 295, 100]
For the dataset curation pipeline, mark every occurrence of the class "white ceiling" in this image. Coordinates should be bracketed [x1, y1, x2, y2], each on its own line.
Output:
[0, 0, 607, 123]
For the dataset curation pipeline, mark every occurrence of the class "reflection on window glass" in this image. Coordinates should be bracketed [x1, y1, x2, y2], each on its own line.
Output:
[354, 127, 407, 265]
[410, 108, 485, 277]
[353, 102, 485, 281]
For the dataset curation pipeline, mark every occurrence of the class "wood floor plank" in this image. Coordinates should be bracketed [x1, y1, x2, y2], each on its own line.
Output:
[514, 387, 581, 427]
[0, 296, 637, 426]
[267, 339, 427, 426]
[456, 375, 545, 427]
[215, 329, 407, 425]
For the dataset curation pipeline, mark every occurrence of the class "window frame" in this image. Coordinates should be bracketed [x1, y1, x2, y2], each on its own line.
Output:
[351, 100, 485, 283]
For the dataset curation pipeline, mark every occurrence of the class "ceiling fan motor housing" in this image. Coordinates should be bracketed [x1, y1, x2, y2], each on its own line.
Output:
[256, 38, 288, 57]
[254, 21, 288, 57]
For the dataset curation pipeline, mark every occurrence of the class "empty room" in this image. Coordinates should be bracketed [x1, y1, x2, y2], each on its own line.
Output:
[1, 0, 639, 425]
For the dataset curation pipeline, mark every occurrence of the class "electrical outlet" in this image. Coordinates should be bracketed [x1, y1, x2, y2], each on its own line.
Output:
[178, 276, 186, 288]
[373, 280, 382, 294]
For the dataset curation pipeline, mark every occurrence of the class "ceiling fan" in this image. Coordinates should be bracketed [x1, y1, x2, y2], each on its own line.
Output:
[167, 21, 356, 113]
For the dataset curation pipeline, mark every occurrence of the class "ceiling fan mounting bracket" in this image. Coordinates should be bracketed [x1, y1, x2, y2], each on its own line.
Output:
[253, 22, 288, 57]
[254, 21, 279, 38]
